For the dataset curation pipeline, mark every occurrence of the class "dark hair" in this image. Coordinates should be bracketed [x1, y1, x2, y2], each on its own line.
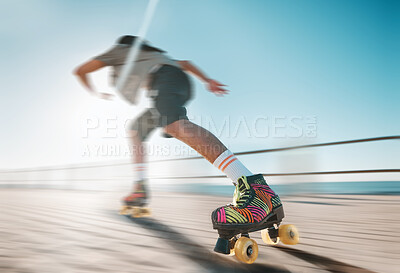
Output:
[116, 35, 166, 53]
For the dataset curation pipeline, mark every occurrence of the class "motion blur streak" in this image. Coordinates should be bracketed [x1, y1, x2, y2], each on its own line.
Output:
[1, 136, 399, 272]
[116, 0, 159, 92]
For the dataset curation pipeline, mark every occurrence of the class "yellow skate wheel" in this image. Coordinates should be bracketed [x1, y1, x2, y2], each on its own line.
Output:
[234, 237, 259, 264]
[140, 208, 152, 217]
[131, 207, 151, 218]
[261, 229, 280, 245]
[131, 207, 142, 218]
[278, 224, 299, 245]
[119, 206, 132, 215]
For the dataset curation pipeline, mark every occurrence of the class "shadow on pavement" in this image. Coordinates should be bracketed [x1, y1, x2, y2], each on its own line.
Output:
[117, 214, 292, 273]
[275, 246, 377, 273]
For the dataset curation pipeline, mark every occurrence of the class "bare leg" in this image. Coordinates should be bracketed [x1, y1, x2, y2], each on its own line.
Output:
[164, 119, 227, 163]
[128, 130, 145, 164]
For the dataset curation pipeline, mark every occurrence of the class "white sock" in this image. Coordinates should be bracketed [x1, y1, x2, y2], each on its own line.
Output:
[134, 163, 146, 181]
[213, 150, 252, 183]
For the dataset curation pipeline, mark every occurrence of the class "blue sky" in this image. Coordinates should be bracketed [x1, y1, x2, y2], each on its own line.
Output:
[0, 0, 399, 175]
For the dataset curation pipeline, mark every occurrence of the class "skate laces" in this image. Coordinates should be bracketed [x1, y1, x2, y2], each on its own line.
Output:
[232, 176, 251, 207]
[232, 186, 239, 206]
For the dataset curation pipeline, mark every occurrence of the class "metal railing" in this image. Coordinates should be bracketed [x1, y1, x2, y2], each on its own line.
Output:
[0, 135, 399, 177]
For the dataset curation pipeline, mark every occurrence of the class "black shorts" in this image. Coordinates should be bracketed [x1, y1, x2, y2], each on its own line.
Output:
[130, 65, 192, 141]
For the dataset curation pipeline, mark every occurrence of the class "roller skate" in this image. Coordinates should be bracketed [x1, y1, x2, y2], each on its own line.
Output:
[211, 174, 299, 264]
[119, 180, 151, 218]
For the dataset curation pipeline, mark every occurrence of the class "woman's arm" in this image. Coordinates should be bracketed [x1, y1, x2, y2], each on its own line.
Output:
[73, 60, 114, 100]
[177, 60, 229, 96]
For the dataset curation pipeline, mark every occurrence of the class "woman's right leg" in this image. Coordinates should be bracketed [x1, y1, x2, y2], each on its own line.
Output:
[164, 118, 285, 256]
[164, 119, 252, 182]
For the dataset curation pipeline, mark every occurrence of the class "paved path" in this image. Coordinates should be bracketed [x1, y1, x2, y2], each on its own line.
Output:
[0, 189, 399, 273]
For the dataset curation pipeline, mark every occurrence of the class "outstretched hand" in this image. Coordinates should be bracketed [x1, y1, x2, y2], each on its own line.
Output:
[206, 79, 229, 96]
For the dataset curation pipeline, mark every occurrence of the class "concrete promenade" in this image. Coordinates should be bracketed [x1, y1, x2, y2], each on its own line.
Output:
[0, 189, 399, 273]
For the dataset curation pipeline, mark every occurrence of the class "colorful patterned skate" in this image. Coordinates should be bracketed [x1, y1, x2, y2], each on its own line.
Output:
[119, 180, 151, 218]
[212, 174, 299, 264]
